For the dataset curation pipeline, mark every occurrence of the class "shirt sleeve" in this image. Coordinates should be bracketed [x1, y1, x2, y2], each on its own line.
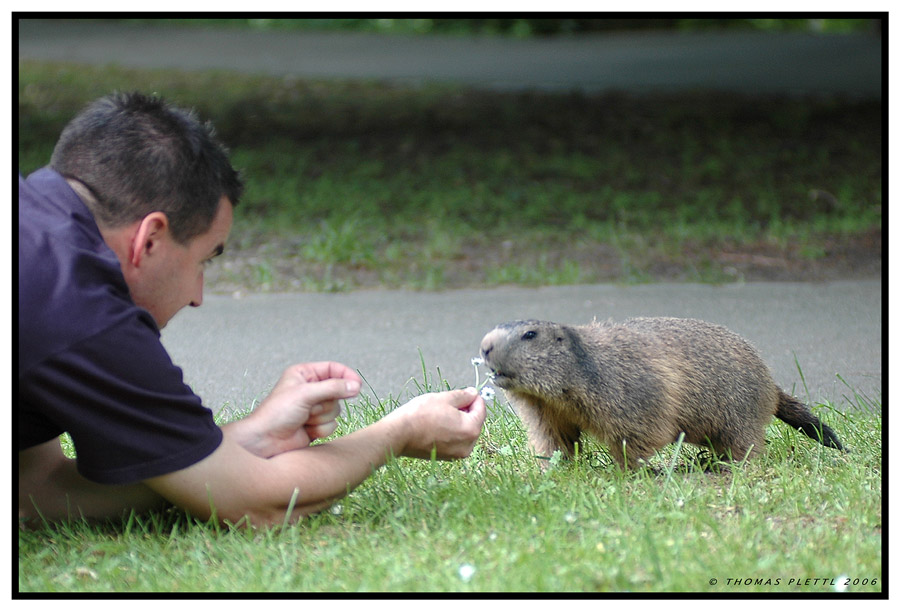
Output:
[21, 316, 223, 485]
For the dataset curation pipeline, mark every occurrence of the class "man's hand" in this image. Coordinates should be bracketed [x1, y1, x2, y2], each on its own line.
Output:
[148, 385, 487, 526]
[385, 387, 487, 460]
[144, 370, 485, 526]
[225, 362, 362, 458]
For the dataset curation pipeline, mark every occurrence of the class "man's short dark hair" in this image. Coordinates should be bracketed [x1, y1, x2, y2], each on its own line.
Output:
[50, 92, 243, 244]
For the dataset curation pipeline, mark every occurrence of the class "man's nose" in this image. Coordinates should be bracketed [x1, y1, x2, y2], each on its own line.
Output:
[190, 274, 204, 308]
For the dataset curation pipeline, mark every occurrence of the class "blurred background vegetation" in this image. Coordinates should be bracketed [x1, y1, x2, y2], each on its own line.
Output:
[120, 17, 879, 37]
[18, 18, 882, 292]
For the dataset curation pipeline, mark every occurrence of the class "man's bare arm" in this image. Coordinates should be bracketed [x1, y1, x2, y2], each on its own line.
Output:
[146, 388, 486, 526]
[18, 438, 169, 523]
[20, 388, 485, 527]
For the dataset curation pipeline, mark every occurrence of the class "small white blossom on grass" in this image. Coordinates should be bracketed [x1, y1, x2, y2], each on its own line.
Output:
[834, 575, 849, 592]
[458, 563, 476, 582]
[548, 450, 563, 468]
[471, 356, 487, 390]
[75, 567, 98, 581]
[472, 356, 502, 408]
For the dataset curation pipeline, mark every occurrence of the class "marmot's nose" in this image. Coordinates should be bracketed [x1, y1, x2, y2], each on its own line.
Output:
[480, 328, 505, 360]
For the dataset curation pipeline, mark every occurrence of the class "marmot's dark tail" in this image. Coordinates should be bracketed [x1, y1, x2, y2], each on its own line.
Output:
[775, 391, 844, 451]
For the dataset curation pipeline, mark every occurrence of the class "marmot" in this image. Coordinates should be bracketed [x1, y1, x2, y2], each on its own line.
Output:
[479, 317, 843, 469]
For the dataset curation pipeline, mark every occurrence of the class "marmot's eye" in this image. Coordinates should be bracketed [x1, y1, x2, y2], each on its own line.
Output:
[522, 330, 537, 340]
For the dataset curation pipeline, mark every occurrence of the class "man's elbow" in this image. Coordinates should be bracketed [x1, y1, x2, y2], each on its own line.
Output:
[201, 496, 340, 528]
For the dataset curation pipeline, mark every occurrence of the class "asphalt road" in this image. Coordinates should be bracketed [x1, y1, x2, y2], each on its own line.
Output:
[18, 19, 881, 96]
[160, 281, 882, 416]
[18, 19, 884, 414]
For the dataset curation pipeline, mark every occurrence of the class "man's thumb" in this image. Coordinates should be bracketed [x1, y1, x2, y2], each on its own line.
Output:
[449, 387, 479, 409]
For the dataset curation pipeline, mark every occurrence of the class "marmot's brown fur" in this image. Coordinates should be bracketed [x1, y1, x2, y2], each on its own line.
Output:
[479, 317, 843, 468]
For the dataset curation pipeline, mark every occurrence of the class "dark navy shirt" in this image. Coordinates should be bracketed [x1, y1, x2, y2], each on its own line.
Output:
[18, 168, 223, 485]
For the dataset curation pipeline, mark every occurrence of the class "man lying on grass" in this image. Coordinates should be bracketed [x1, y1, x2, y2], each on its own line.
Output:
[18, 92, 486, 527]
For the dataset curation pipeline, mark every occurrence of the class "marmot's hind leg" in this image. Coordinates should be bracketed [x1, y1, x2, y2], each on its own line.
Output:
[706, 430, 766, 463]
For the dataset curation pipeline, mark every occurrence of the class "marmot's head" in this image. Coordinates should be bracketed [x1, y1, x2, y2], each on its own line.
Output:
[480, 320, 588, 398]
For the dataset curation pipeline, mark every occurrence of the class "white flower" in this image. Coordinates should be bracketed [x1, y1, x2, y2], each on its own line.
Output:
[480, 386, 496, 401]
[833, 575, 849, 592]
[470, 357, 484, 367]
[458, 563, 476, 582]
[548, 450, 563, 467]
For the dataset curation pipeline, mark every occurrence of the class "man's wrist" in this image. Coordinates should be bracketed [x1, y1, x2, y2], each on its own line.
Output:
[221, 418, 270, 458]
[378, 409, 413, 459]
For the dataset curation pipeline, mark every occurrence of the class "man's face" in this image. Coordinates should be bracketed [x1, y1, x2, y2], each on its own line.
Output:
[130, 197, 233, 329]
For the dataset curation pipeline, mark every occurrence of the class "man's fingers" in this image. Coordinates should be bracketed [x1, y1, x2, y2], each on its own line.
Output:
[286, 362, 363, 386]
[464, 391, 487, 423]
[306, 399, 342, 424]
[448, 387, 480, 409]
[300, 378, 361, 407]
[305, 420, 339, 441]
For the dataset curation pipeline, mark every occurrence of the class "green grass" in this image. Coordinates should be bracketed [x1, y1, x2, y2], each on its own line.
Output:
[18, 60, 881, 291]
[19, 376, 881, 594]
[16, 43, 882, 595]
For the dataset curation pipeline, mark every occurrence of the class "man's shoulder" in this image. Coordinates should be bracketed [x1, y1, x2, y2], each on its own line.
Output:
[18, 168, 148, 375]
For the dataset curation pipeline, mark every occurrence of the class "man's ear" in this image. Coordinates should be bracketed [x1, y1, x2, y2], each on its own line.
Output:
[130, 212, 170, 267]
